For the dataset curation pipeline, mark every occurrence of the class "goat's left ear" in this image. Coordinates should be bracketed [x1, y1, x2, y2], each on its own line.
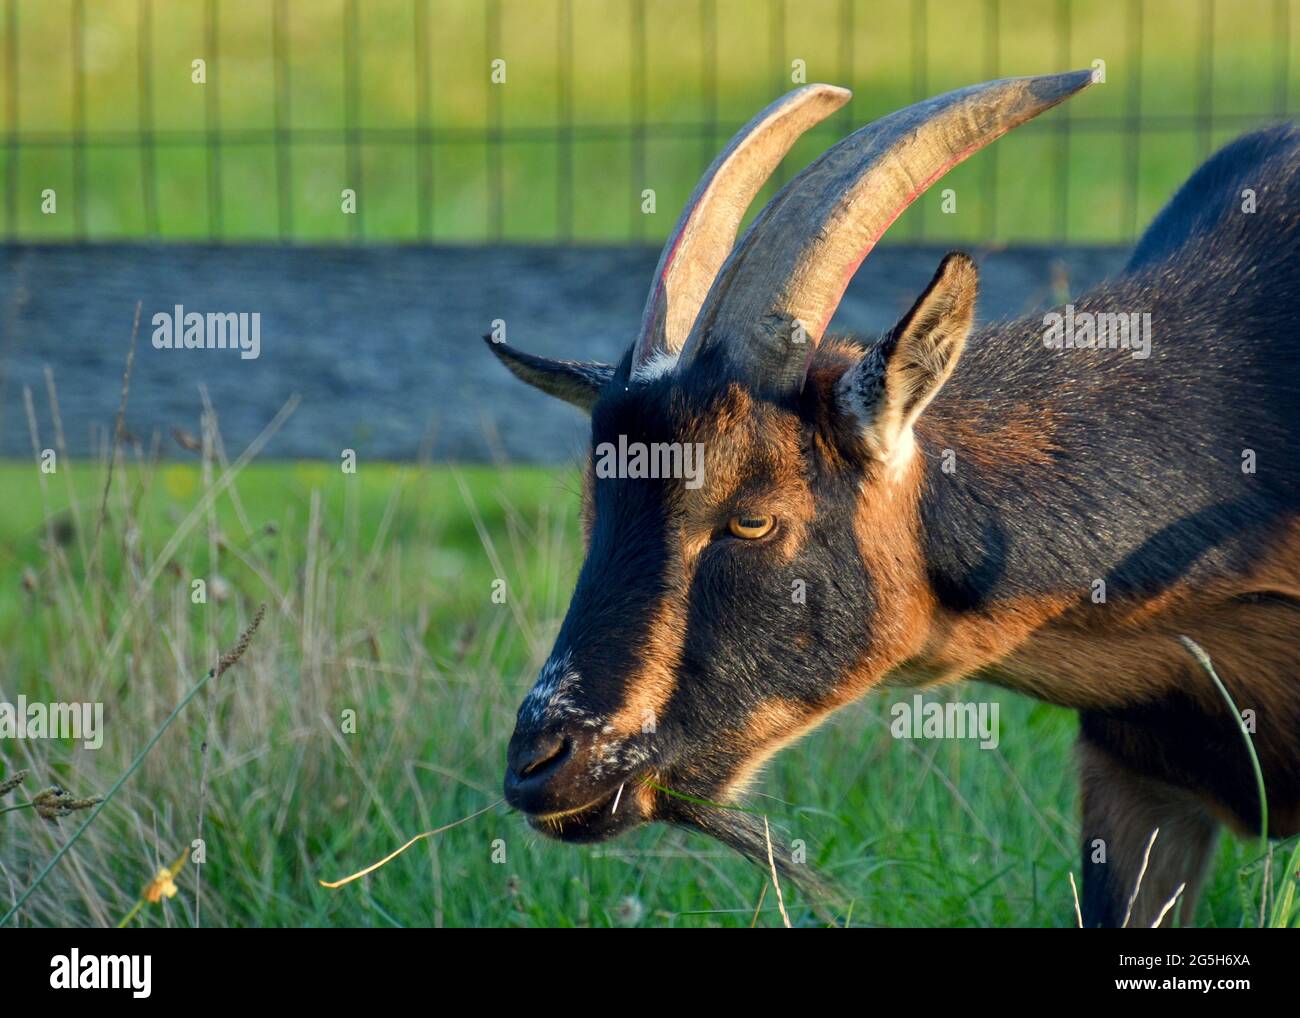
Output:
[835, 251, 978, 465]
[484, 336, 614, 413]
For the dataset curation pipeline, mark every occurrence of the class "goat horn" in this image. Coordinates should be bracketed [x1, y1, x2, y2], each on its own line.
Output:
[677, 70, 1096, 389]
[631, 83, 851, 373]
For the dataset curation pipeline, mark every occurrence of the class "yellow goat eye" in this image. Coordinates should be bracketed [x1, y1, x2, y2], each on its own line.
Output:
[728, 513, 775, 540]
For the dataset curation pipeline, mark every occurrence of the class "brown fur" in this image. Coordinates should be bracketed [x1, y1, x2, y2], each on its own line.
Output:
[724, 696, 830, 800]
[608, 594, 689, 737]
[498, 118, 1300, 929]
[1079, 738, 1220, 927]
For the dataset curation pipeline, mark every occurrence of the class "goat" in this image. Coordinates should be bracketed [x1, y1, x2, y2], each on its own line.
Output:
[486, 70, 1300, 927]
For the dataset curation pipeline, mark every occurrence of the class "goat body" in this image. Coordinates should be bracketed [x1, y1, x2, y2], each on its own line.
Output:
[489, 73, 1299, 928]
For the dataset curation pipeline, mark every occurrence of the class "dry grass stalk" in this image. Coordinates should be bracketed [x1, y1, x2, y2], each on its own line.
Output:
[762, 816, 792, 929]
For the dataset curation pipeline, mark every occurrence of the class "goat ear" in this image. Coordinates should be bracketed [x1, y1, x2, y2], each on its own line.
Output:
[484, 336, 614, 413]
[836, 252, 978, 465]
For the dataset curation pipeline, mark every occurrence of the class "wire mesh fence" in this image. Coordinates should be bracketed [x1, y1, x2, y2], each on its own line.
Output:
[1, 0, 1295, 246]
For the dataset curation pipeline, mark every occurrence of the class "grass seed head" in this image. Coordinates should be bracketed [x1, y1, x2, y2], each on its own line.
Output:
[216, 603, 267, 678]
[31, 785, 103, 823]
[0, 769, 29, 797]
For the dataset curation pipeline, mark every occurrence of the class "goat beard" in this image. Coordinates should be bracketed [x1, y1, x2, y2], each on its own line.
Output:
[669, 801, 845, 926]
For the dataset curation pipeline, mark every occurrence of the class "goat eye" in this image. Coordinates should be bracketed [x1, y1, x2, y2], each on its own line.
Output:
[727, 513, 774, 540]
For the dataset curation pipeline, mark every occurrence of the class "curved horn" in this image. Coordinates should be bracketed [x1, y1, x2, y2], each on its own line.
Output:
[631, 83, 851, 373]
[678, 70, 1096, 388]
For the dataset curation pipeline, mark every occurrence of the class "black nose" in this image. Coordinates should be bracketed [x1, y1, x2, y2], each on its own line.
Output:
[505, 730, 569, 792]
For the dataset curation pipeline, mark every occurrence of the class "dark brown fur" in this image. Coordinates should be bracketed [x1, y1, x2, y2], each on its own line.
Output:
[494, 125, 1300, 927]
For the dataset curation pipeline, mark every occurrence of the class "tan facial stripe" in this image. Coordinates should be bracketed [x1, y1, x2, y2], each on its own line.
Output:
[581, 432, 687, 737]
[609, 384, 817, 737]
[608, 588, 690, 736]
[743, 696, 808, 742]
[722, 695, 828, 800]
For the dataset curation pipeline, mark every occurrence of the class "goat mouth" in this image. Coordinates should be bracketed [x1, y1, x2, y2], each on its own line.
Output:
[524, 780, 647, 843]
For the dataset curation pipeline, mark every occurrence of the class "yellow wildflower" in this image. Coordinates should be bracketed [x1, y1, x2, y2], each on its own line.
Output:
[143, 867, 179, 904]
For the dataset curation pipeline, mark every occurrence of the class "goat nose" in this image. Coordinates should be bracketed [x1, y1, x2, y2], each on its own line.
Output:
[507, 730, 569, 784]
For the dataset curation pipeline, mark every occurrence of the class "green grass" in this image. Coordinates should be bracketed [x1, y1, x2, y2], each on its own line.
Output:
[0, 455, 1294, 927]
[3, 0, 1299, 244]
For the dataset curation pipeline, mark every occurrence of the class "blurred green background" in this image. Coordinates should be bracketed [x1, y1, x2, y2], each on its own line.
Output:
[1, 0, 1295, 246]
